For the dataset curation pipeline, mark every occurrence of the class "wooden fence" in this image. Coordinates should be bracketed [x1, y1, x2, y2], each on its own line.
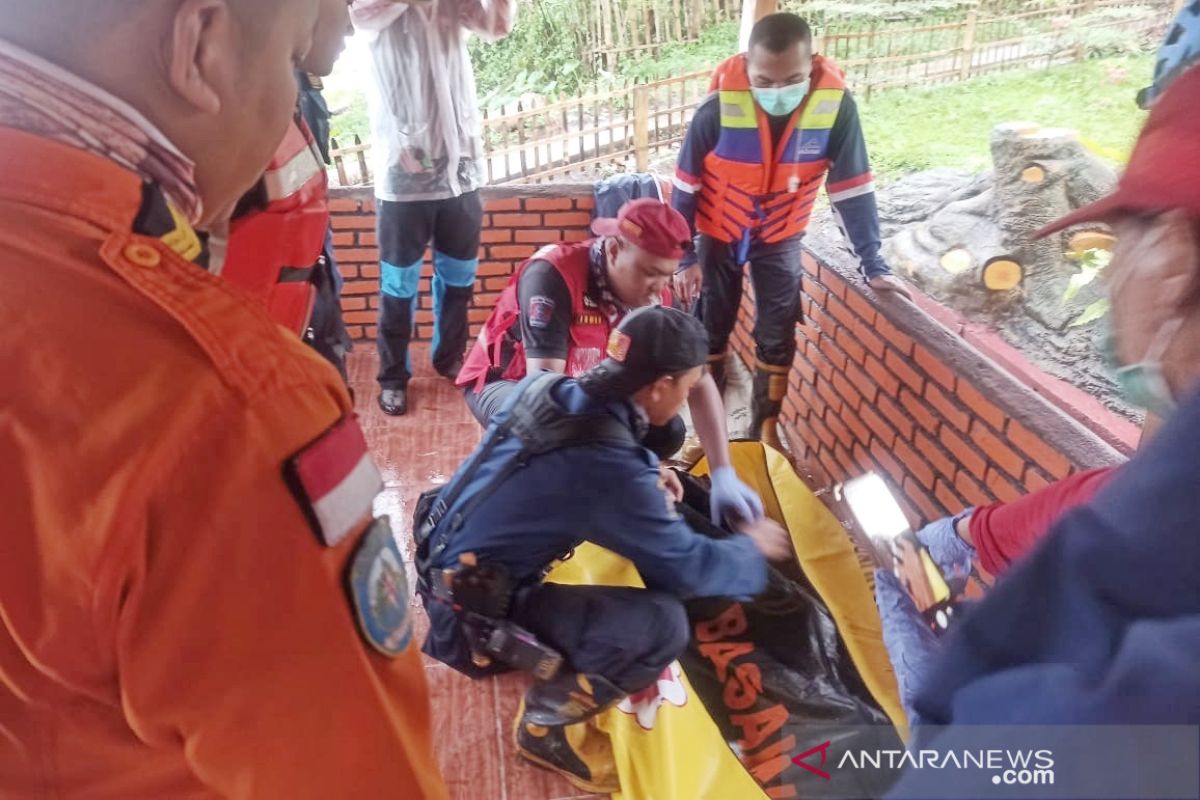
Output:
[331, 0, 1178, 187]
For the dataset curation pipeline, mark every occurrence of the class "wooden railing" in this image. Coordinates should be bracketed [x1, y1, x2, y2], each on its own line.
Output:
[330, 0, 1177, 187]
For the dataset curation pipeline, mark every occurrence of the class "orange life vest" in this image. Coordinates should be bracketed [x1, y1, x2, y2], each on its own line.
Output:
[697, 53, 847, 246]
[222, 116, 329, 335]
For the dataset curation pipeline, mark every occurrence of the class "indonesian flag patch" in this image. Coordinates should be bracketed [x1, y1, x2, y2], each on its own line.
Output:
[286, 415, 383, 548]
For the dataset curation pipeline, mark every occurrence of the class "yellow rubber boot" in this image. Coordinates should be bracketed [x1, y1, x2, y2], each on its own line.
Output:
[514, 700, 620, 794]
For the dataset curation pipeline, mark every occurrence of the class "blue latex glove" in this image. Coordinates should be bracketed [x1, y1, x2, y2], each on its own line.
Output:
[914, 512, 976, 582]
[875, 568, 941, 728]
[709, 466, 765, 526]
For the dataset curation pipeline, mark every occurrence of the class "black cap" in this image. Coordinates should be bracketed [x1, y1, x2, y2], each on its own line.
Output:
[578, 305, 710, 400]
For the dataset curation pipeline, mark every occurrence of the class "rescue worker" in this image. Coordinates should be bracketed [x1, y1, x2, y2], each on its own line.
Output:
[351, 0, 517, 416]
[672, 13, 912, 451]
[418, 305, 791, 792]
[0, 2, 446, 797]
[890, 65, 1200, 798]
[458, 198, 767, 525]
[221, 0, 354, 382]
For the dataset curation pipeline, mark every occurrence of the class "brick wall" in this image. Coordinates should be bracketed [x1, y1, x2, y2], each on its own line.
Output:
[331, 182, 1127, 527]
[329, 185, 595, 341]
[730, 252, 1126, 528]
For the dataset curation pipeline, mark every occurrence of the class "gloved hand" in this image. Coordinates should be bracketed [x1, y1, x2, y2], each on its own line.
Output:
[709, 466, 765, 527]
[914, 512, 976, 581]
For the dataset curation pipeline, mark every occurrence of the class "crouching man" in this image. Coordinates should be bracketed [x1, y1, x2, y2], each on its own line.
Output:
[416, 305, 789, 793]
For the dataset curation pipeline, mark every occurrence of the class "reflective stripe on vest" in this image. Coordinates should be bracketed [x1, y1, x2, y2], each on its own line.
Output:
[697, 54, 846, 246]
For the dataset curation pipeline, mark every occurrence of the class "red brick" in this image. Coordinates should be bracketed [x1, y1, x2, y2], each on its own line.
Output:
[893, 490, 923, 531]
[364, 325, 378, 339]
[970, 421, 1025, 480]
[809, 305, 837, 338]
[367, 295, 380, 310]
[804, 281, 828, 307]
[853, 442, 875, 474]
[343, 310, 376, 324]
[914, 430, 957, 483]
[480, 228, 513, 243]
[338, 248, 379, 264]
[925, 383, 970, 432]
[819, 331, 849, 371]
[1006, 419, 1073, 480]
[807, 342, 835, 381]
[483, 197, 522, 212]
[831, 371, 864, 412]
[416, 324, 433, 339]
[818, 449, 846, 485]
[573, 195, 595, 211]
[488, 245, 538, 260]
[791, 354, 818, 386]
[810, 415, 836, 450]
[884, 348, 925, 393]
[468, 308, 493, 323]
[874, 315, 915, 357]
[562, 229, 589, 242]
[811, 262, 844, 299]
[826, 412, 856, 450]
[899, 387, 939, 435]
[985, 466, 1023, 504]
[869, 438, 905, 485]
[328, 197, 361, 213]
[941, 427, 987, 480]
[346, 325, 365, 340]
[331, 215, 375, 230]
[359, 232, 378, 247]
[362, 198, 376, 213]
[524, 197, 574, 211]
[834, 325, 868, 366]
[934, 478, 968, 515]
[845, 361, 879, 406]
[826, 295, 860, 331]
[413, 310, 435, 325]
[331, 232, 355, 247]
[481, 277, 509, 291]
[957, 381, 1005, 431]
[854, 319, 886, 360]
[337, 264, 360, 281]
[492, 212, 542, 228]
[797, 381, 821, 417]
[815, 378, 845, 415]
[863, 354, 901, 398]
[877, 393, 916, 442]
[544, 211, 593, 227]
[359, 265, 380, 279]
[844, 288, 879, 325]
[861, 405, 897, 448]
[834, 444, 857, 478]
[913, 346, 957, 390]
[894, 438, 935, 490]
[516, 229, 566, 243]
[903, 475, 945, 523]
[477, 261, 517, 277]
[342, 281, 375, 295]
[1023, 467, 1052, 494]
[954, 470, 992, 507]
[340, 296, 368, 311]
[846, 410, 872, 446]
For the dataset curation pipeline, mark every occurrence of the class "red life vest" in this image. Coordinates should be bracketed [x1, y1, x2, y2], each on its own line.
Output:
[697, 53, 847, 246]
[222, 116, 329, 335]
[457, 239, 671, 392]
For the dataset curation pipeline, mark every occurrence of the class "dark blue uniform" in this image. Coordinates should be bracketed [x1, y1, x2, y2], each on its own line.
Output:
[888, 386, 1200, 798]
[421, 376, 767, 694]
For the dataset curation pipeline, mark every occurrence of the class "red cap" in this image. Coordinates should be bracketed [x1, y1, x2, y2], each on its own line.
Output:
[1037, 66, 1200, 238]
[591, 198, 693, 259]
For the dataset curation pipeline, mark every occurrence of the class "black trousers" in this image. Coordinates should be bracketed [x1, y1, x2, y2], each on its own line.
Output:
[377, 192, 484, 389]
[696, 233, 805, 368]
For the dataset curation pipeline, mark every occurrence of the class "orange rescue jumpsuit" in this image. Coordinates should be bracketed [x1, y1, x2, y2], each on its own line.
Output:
[0, 128, 447, 799]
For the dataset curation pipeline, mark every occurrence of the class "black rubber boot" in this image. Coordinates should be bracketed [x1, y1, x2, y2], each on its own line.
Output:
[514, 672, 626, 793]
[749, 361, 789, 452]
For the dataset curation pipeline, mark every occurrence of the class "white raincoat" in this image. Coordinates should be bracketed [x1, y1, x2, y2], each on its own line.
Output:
[351, 0, 516, 202]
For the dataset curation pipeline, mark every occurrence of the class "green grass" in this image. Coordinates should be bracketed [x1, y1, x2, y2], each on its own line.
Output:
[859, 55, 1152, 183]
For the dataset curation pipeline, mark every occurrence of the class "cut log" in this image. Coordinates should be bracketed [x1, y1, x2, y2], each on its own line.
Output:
[940, 247, 975, 275]
[1069, 230, 1116, 254]
[982, 256, 1023, 291]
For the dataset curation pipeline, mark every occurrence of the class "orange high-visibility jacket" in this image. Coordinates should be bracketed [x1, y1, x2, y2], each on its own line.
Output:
[0, 128, 447, 800]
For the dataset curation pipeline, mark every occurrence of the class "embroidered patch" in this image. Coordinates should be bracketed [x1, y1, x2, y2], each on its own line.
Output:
[347, 516, 414, 656]
[607, 329, 632, 362]
[527, 294, 555, 328]
[286, 415, 383, 548]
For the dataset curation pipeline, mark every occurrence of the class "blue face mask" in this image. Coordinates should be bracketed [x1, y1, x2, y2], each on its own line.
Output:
[752, 80, 810, 117]
[1101, 316, 1181, 417]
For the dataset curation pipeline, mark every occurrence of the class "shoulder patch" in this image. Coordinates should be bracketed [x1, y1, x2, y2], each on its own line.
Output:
[347, 516, 414, 657]
[286, 415, 383, 547]
[527, 294, 555, 328]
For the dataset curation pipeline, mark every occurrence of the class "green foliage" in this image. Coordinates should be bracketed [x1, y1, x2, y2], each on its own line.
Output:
[325, 82, 371, 144]
[1067, 7, 1161, 58]
[1063, 248, 1111, 304]
[857, 54, 1152, 183]
[1070, 298, 1111, 327]
[470, 0, 592, 105]
[619, 20, 739, 82]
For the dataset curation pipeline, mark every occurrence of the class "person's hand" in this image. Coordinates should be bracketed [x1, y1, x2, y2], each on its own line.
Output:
[868, 274, 913, 300]
[913, 514, 975, 579]
[736, 516, 791, 561]
[709, 466, 764, 526]
[673, 264, 703, 307]
[658, 465, 684, 506]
